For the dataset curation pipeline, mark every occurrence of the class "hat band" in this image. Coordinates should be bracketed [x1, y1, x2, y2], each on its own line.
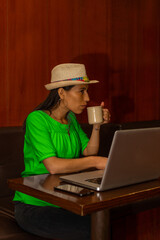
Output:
[52, 76, 90, 83]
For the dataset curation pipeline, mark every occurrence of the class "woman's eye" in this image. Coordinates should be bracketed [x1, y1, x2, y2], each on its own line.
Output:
[80, 90, 84, 94]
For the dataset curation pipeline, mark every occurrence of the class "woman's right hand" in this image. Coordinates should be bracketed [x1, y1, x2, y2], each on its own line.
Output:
[92, 156, 108, 170]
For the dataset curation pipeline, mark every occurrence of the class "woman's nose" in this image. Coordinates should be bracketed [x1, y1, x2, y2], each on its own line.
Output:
[84, 92, 90, 102]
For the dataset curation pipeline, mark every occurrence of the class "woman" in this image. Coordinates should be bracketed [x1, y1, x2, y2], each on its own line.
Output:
[13, 63, 111, 240]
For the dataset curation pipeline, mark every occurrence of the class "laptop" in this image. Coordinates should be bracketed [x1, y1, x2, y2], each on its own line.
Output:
[60, 127, 160, 191]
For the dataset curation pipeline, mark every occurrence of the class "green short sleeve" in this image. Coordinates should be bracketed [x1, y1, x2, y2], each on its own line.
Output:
[25, 111, 57, 162]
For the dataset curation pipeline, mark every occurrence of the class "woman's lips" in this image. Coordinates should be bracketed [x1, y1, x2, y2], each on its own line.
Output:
[80, 105, 87, 109]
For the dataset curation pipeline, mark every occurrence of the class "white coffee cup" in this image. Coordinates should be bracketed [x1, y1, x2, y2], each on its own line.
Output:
[87, 106, 103, 125]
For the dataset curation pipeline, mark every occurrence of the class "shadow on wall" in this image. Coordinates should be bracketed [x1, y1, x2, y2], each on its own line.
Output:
[72, 53, 110, 106]
[72, 54, 134, 123]
[110, 70, 135, 123]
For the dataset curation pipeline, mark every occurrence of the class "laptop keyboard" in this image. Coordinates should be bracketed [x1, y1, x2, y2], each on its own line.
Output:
[86, 177, 102, 185]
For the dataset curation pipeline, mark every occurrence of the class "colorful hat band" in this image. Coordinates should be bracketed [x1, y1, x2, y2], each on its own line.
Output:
[53, 76, 90, 83]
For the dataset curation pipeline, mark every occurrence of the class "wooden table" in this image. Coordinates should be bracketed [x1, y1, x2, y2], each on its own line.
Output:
[8, 174, 160, 240]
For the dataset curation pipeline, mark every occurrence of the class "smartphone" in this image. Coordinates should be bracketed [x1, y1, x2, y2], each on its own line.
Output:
[54, 184, 94, 197]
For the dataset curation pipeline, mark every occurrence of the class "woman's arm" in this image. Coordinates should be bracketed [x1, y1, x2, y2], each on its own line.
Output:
[83, 102, 111, 156]
[43, 155, 107, 174]
[83, 124, 101, 156]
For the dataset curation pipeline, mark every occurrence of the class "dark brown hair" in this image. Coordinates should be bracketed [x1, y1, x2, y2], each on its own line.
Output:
[23, 85, 74, 131]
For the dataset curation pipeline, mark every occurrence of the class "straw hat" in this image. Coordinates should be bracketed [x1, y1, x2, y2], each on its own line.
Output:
[45, 63, 99, 90]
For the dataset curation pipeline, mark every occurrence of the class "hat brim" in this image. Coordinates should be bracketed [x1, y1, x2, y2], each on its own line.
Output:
[45, 80, 99, 90]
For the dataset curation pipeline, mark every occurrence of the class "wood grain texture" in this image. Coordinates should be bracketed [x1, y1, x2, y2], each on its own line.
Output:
[111, 207, 160, 240]
[8, 175, 160, 239]
[8, 175, 160, 216]
[109, 0, 160, 123]
[0, 0, 159, 126]
[2, 0, 50, 126]
[0, 0, 8, 126]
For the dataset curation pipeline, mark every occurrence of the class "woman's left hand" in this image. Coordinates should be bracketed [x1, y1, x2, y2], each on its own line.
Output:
[101, 101, 111, 124]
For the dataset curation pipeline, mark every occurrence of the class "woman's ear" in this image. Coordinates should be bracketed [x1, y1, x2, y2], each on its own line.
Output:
[58, 88, 65, 100]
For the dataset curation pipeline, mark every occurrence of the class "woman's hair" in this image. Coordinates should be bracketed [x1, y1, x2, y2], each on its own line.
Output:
[34, 85, 74, 112]
[23, 85, 74, 131]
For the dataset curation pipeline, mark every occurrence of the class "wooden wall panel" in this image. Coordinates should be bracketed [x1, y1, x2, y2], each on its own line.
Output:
[110, 0, 138, 123]
[0, 0, 8, 126]
[112, 207, 160, 240]
[110, 0, 160, 123]
[48, 0, 84, 66]
[135, 0, 160, 121]
[3, 0, 50, 126]
[0, 0, 160, 125]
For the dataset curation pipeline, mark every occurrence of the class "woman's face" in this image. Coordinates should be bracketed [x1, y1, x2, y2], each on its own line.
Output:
[61, 84, 90, 114]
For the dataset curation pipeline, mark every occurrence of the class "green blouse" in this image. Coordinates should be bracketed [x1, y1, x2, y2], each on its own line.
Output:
[13, 110, 89, 207]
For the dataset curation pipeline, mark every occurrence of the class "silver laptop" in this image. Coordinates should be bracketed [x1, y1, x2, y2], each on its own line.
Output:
[60, 127, 160, 191]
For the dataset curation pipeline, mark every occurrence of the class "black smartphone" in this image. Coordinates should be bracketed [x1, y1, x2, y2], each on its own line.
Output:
[54, 184, 94, 197]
